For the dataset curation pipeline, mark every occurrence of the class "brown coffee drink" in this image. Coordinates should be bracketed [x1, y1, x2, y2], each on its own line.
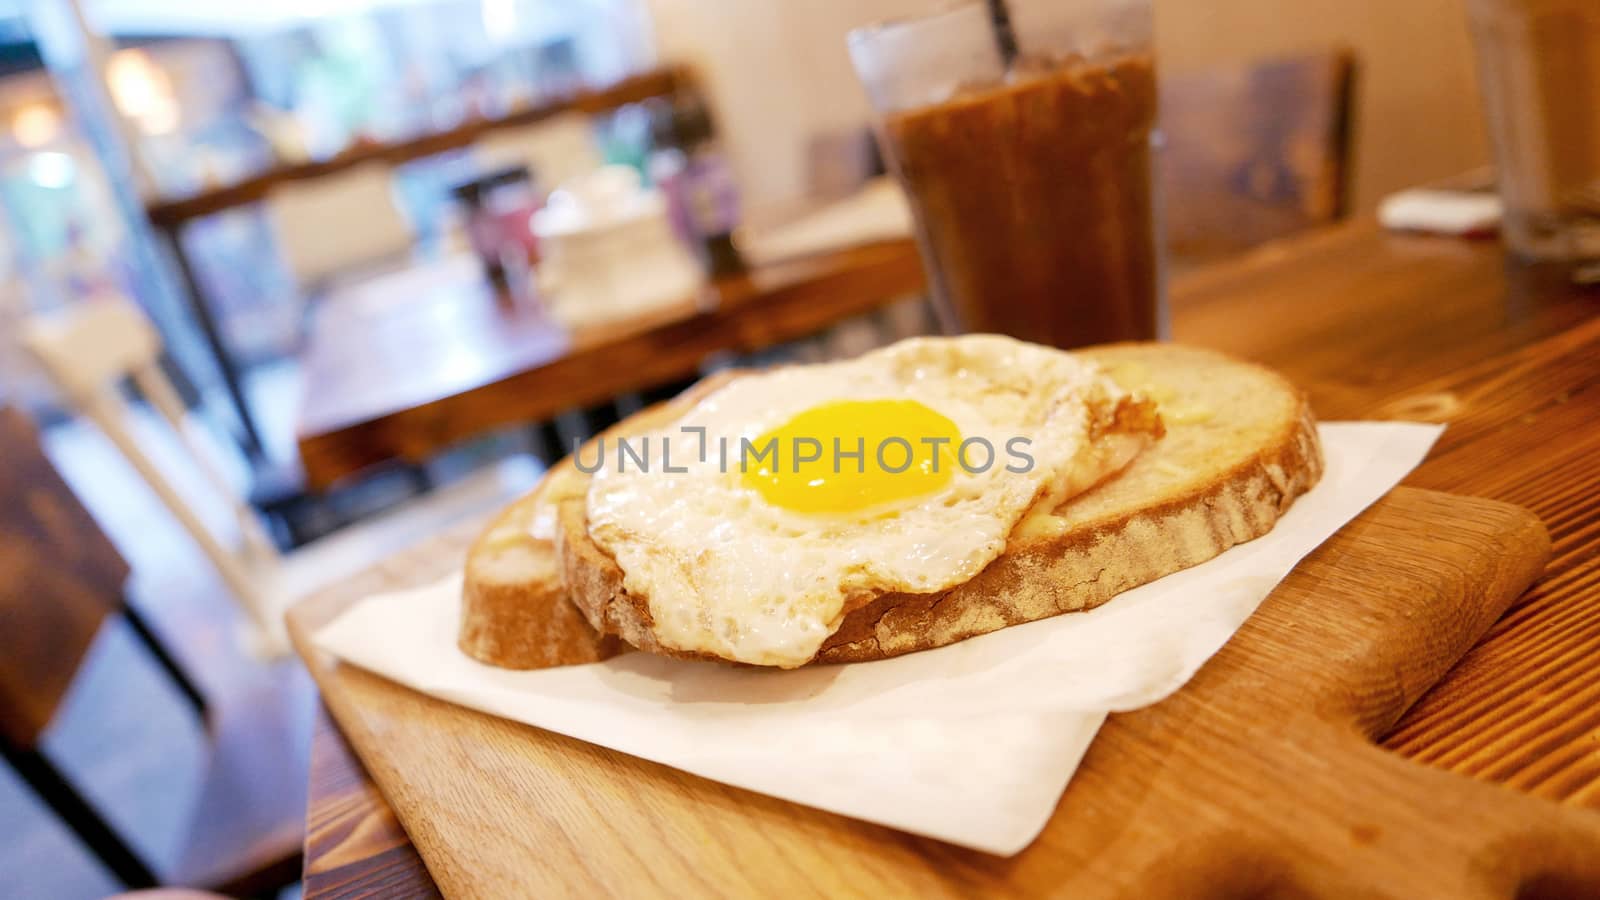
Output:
[882, 52, 1161, 348]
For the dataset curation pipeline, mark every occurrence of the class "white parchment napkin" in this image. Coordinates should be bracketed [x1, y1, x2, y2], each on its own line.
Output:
[314, 422, 1442, 855]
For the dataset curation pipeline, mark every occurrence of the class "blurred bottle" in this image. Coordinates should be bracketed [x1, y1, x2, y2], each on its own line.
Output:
[1468, 0, 1600, 262]
[648, 95, 744, 277]
[451, 164, 542, 297]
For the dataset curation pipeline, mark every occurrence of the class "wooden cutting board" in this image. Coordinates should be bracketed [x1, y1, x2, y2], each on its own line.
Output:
[287, 487, 1600, 898]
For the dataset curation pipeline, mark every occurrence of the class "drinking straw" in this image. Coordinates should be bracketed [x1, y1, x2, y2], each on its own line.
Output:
[984, 0, 1018, 67]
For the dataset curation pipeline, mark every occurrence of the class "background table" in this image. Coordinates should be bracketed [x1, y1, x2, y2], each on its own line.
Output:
[298, 221, 1600, 897]
[147, 67, 690, 458]
[295, 240, 926, 490]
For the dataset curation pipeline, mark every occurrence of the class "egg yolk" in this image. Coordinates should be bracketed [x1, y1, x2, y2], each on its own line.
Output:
[741, 399, 962, 514]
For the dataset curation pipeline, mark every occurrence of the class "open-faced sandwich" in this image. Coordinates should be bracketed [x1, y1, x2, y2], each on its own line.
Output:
[460, 336, 1323, 670]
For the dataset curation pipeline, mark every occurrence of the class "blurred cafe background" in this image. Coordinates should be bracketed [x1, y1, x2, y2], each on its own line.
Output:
[0, 0, 1582, 896]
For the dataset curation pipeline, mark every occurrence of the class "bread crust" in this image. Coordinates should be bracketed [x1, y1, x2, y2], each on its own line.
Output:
[814, 394, 1322, 663]
[459, 483, 623, 669]
[557, 342, 1321, 666]
[458, 372, 738, 668]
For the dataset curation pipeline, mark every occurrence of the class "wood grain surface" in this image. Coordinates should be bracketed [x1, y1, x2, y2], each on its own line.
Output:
[295, 240, 925, 490]
[296, 222, 1600, 897]
[305, 710, 439, 900]
[287, 488, 1591, 897]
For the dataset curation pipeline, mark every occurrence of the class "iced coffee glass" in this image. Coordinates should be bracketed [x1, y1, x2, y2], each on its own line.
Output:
[849, 0, 1165, 348]
[1468, 0, 1600, 262]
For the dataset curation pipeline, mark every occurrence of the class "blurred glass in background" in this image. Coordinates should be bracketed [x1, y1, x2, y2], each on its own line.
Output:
[1467, 0, 1600, 262]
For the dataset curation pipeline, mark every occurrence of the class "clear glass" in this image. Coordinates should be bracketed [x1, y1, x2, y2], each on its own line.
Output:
[849, 0, 1165, 349]
[1468, 0, 1600, 262]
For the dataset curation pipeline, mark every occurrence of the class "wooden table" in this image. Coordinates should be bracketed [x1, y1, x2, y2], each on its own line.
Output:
[295, 240, 926, 490]
[298, 221, 1600, 896]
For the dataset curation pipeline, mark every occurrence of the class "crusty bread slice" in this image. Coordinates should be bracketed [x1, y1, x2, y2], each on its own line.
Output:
[458, 372, 737, 668]
[814, 343, 1323, 662]
[555, 342, 1322, 666]
[459, 466, 616, 669]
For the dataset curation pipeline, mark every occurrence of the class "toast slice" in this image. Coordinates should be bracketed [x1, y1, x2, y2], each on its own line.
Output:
[814, 343, 1322, 662]
[458, 372, 737, 668]
[555, 342, 1322, 666]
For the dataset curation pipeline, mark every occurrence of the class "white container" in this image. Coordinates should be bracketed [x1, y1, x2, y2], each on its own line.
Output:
[532, 165, 705, 328]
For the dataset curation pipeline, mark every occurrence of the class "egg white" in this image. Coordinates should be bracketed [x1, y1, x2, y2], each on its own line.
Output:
[584, 335, 1128, 667]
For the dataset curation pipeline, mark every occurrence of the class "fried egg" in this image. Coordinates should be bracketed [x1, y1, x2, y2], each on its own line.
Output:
[584, 334, 1149, 667]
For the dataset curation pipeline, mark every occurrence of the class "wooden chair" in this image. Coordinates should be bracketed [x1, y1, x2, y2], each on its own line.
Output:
[265, 162, 417, 294]
[0, 405, 301, 894]
[1161, 48, 1357, 267]
[20, 294, 542, 657]
[804, 127, 884, 202]
[472, 111, 604, 191]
